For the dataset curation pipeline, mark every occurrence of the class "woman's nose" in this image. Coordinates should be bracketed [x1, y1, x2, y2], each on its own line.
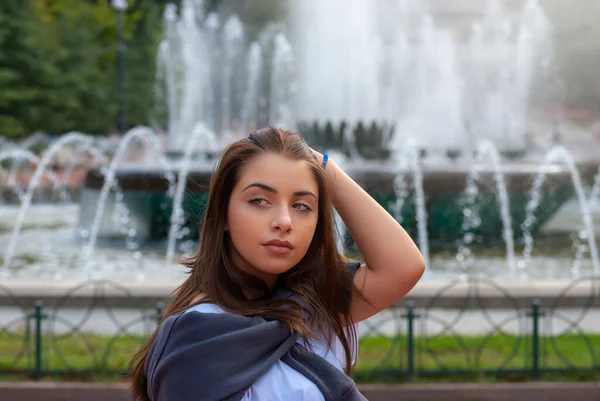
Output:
[271, 206, 293, 232]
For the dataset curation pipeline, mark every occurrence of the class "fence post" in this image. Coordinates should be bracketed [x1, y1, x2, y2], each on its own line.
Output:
[32, 300, 45, 380]
[528, 299, 543, 378]
[155, 301, 166, 323]
[402, 301, 420, 377]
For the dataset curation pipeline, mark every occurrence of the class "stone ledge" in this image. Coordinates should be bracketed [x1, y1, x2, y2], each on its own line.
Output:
[1, 381, 599, 401]
[1, 279, 599, 309]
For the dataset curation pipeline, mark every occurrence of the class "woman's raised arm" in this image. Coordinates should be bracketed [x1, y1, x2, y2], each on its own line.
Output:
[320, 154, 425, 323]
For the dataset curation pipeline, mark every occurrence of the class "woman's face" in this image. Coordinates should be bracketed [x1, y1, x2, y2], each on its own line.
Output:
[227, 152, 319, 289]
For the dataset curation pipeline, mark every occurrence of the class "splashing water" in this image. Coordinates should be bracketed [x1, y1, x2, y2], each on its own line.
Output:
[520, 146, 599, 278]
[221, 16, 245, 135]
[0, 149, 63, 203]
[2, 133, 94, 278]
[165, 123, 218, 265]
[82, 127, 176, 277]
[456, 160, 481, 278]
[269, 33, 296, 129]
[458, 141, 516, 278]
[392, 143, 429, 270]
[240, 42, 263, 133]
[589, 167, 600, 205]
[289, 0, 553, 153]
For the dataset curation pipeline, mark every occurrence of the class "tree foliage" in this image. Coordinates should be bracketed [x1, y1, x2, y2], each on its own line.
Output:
[0, 1, 203, 138]
[0, 0, 289, 139]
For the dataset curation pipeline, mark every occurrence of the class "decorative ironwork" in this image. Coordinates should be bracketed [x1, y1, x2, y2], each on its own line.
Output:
[1, 276, 599, 381]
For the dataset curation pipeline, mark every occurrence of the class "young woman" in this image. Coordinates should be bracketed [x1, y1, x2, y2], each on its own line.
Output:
[129, 127, 425, 401]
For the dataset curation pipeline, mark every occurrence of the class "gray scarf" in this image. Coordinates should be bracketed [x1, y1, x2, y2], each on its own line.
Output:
[144, 263, 367, 401]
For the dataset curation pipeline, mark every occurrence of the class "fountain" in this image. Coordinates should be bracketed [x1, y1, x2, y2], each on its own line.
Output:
[289, 0, 553, 156]
[1, 129, 598, 283]
[1, 0, 600, 284]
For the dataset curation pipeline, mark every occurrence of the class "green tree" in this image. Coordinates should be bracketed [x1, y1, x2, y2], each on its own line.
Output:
[124, 0, 166, 129]
[40, 0, 118, 134]
[0, 0, 118, 137]
[0, 1, 59, 138]
[0, 0, 280, 139]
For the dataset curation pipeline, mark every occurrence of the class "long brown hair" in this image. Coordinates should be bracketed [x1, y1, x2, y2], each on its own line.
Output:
[129, 127, 359, 400]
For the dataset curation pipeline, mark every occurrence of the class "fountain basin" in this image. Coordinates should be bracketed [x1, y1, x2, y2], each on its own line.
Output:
[79, 160, 597, 245]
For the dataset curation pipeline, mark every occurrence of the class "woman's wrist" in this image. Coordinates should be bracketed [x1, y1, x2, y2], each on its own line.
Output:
[310, 148, 342, 198]
[323, 158, 343, 204]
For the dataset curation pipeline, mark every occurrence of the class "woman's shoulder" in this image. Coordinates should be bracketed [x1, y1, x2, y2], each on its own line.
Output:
[185, 302, 226, 315]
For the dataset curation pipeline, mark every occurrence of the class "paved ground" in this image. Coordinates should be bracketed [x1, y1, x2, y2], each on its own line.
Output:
[1, 381, 600, 401]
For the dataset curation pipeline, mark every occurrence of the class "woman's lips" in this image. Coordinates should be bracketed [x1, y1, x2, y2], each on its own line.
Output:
[263, 239, 293, 255]
[263, 244, 293, 255]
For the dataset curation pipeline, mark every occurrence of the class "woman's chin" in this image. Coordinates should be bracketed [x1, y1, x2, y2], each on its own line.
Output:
[252, 261, 297, 279]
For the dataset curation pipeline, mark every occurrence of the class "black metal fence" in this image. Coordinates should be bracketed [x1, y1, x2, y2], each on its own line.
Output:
[1, 277, 599, 381]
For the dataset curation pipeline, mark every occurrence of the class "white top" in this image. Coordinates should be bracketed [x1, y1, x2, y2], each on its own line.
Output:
[185, 303, 358, 401]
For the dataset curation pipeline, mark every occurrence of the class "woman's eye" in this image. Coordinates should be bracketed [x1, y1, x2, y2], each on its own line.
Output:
[293, 203, 312, 212]
[249, 198, 268, 206]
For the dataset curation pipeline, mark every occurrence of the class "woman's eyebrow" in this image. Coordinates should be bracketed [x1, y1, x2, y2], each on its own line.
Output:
[242, 182, 317, 200]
